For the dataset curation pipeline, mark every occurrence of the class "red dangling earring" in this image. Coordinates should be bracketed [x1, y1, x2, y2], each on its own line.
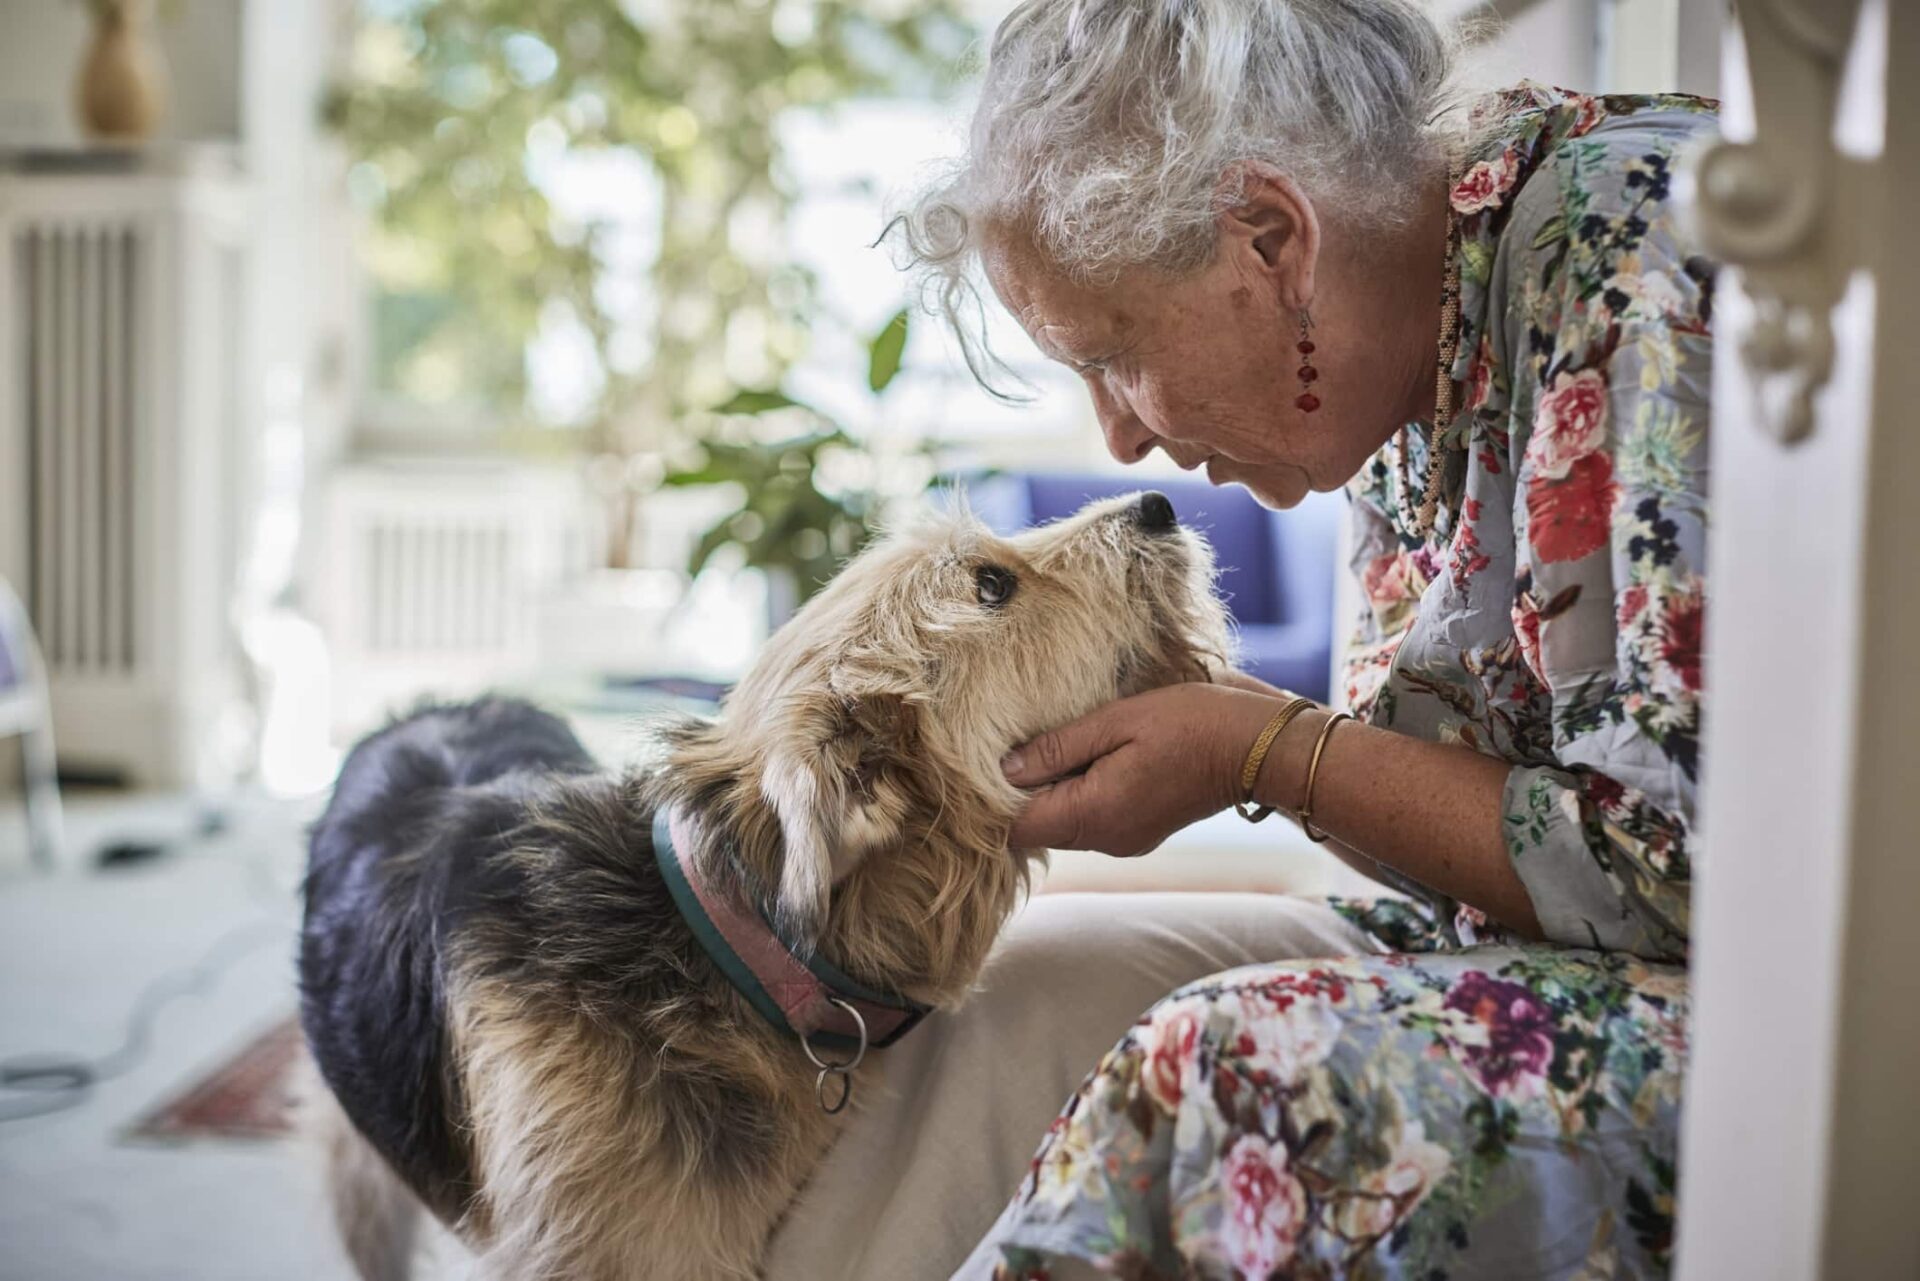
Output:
[1295, 309, 1320, 413]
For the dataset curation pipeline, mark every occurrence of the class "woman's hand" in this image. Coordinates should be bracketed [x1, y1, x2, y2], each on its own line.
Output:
[1007, 676, 1546, 937]
[1001, 682, 1287, 856]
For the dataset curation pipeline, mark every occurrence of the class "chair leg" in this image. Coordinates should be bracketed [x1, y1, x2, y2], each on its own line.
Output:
[20, 718, 63, 872]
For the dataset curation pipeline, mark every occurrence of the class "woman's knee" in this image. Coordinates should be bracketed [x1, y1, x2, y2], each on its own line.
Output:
[980, 891, 1372, 1008]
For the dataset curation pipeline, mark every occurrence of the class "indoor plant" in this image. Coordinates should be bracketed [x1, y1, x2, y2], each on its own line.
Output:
[663, 307, 932, 620]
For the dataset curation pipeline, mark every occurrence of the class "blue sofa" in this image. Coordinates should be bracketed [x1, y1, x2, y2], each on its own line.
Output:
[964, 473, 1343, 702]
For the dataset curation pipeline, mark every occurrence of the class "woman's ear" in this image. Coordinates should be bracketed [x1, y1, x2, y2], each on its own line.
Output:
[1217, 163, 1320, 314]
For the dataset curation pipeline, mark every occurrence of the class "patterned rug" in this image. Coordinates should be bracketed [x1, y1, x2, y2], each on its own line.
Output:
[127, 1016, 303, 1142]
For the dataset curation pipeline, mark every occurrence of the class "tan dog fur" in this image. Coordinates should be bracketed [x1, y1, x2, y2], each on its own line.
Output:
[317, 494, 1229, 1279]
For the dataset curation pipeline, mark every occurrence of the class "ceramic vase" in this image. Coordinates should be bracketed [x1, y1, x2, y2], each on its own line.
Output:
[76, 0, 166, 142]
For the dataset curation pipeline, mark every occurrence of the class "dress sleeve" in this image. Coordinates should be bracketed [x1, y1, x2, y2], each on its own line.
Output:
[1500, 138, 1710, 961]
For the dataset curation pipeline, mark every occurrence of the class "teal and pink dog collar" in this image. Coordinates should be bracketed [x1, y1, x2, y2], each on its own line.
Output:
[651, 807, 930, 1057]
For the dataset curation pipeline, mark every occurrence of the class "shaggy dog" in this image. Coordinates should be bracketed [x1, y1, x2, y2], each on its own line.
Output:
[301, 492, 1230, 1280]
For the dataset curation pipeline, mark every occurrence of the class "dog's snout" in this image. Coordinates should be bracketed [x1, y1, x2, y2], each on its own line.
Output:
[1133, 491, 1177, 534]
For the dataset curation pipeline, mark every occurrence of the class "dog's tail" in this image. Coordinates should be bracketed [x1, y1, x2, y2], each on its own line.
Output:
[311, 1078, 423, 1281]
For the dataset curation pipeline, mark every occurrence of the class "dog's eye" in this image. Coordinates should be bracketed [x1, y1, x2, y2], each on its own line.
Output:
[975, 565, 1017, 608]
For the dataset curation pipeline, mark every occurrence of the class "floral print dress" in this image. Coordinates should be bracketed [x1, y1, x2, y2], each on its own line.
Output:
[963, 84, 1718, 1280]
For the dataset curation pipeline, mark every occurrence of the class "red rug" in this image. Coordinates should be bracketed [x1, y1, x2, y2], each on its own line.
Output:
[127, 1016, 303, 1142]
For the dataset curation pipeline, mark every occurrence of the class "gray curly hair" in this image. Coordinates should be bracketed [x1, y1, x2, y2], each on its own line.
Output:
[890, 0, 1469, 387]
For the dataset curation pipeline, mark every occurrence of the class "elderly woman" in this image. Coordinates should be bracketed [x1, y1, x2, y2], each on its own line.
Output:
[767, 2, 1713, 1278]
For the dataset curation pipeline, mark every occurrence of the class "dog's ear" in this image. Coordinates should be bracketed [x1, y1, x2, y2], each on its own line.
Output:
[759, 688, 919, 945]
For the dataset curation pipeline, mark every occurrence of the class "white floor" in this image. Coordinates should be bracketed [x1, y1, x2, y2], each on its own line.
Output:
[0, 790, 375, 1281]
[0, 782, 1379, 1281]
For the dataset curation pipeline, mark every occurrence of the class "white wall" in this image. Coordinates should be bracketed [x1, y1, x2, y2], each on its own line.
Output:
[1462, 0, 1602, 93]
[0, 0, 358, 783]
[237, 0, 360, 614]
[0, 0, 245, 147]
[1456, 0, 1723, 98]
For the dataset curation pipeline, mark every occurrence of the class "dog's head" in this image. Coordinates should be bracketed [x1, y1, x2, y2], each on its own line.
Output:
[660, 491, 1230, 997]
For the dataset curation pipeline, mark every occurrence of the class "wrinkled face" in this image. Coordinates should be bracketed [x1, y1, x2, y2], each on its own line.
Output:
[981, 232, 1422, 512]
[703, 492, 1230, 939]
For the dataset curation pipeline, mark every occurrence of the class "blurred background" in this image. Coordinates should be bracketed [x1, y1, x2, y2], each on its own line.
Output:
[0, 1, 1721, 1277]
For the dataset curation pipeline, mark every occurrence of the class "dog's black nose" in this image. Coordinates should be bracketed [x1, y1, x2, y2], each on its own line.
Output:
[1134, 491, 1177, 533]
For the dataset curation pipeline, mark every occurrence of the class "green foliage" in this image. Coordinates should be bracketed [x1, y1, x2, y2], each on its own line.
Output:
[711, 388, 802, 416]
[866, 307, 909, 393]
[328, 0, 973, 448]
[663, 428, 874, 600]
[668, 309, 930, 604]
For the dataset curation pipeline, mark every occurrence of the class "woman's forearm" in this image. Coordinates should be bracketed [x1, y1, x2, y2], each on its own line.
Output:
[1250, 707, 1544, 938]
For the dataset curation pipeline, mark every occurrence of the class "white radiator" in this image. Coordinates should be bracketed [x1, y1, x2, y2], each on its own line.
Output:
[14, 221, 140, 678]
[316, 461, 599, 735]
[0, 165, 253, 787]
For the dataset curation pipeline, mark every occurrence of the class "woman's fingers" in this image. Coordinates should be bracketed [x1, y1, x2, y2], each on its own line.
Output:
[1004, 776, 1093, 850]
[1000, 703, 1133, 787]
[1001, 703, 1136, 851]
[999, 684, 1268, 856]
[1006, 760, 1165, 856]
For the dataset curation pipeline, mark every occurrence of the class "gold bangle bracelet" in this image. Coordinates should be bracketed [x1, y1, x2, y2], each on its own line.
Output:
[1233, 696, 1316, 823]
[1296, 712, 1352, 843]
